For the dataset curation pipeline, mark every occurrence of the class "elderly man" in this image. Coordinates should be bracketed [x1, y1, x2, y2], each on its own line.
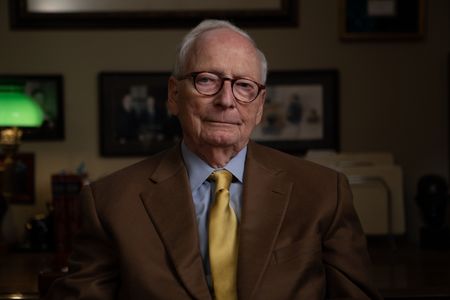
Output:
[46, 20, 381, 299]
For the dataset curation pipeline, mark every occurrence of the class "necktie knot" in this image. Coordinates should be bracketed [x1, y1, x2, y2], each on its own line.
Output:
[209, 170, 233, 192]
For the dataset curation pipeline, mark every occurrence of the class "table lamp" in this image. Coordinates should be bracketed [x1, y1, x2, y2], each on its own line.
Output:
[0, 85, 43, 213]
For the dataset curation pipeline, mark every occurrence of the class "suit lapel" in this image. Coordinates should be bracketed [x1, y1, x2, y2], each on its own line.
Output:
[140, 146, 211, 300]
[238, 143, 293, 300]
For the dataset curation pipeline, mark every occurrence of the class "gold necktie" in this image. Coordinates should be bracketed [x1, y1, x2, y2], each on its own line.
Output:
[208, 170, 238, 300]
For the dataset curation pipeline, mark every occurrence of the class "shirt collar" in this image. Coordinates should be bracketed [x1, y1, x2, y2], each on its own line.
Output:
[181, 142, 247, 191]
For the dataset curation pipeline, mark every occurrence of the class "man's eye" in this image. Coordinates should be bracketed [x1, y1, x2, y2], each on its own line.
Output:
[236, 81, 255, 90]
[196, 74, 218, 85]
[197, 77, 213, 84]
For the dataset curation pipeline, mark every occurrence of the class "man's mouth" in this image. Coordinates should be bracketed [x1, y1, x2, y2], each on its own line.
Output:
[206, 120, 241, 125]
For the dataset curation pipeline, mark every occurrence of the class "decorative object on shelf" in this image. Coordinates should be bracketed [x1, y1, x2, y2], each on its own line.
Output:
[0, 75, 64, 141]
[416, 174, 450, 249]
[99, 72, 182, 156]
[23, 208, 54, 252]
[339, 0, 425, 40]
[251, 70, 339, 154]
[0, 85, 43, 247]
[9, 0, 298, 29]
[0, 153, 35, 205]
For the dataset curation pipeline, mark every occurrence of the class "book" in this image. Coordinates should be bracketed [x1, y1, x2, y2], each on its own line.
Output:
[51, 174, 85, 268]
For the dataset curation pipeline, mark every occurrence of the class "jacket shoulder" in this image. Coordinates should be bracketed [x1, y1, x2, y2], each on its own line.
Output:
[249, 142, 339, 179]
[91, 145, 180, 193]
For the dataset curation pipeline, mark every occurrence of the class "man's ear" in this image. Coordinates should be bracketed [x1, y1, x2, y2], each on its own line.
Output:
[167, 76, 179, 116]
[255, 89, 266, 125]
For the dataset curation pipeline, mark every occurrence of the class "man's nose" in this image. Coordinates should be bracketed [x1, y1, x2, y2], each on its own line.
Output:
[215, 80, 236, 108]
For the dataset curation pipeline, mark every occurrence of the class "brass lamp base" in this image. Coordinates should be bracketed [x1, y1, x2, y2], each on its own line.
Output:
[0, 127, 22, 202]
[1, 127, 23, 146]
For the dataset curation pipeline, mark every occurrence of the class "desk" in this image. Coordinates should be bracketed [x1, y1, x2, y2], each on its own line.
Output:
[0, 251, 52, 300]
[368, 239, 450, 299]
[1, 242, 449, 299]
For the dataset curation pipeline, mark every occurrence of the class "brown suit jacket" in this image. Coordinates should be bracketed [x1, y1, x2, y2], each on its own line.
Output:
[46, 142, 381, 299]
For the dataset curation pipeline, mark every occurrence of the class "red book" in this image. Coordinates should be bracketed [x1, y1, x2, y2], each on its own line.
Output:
[51, 174, 84, 268]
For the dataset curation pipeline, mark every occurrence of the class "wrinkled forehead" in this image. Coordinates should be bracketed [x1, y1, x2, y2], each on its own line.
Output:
[185, 28, 262, 77]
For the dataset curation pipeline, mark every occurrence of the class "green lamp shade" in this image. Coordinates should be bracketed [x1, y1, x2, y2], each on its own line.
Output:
[0, 85, 44, 127]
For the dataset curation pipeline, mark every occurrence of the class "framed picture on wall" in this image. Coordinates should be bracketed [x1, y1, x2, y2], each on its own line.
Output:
[0, 153, 35, 204]
[9, 0, 298, 28]
[0, 75, 65, 141]
[99, 72, 182, 157]
[339, 0, 425, 40]
[252, 70, 339, 154]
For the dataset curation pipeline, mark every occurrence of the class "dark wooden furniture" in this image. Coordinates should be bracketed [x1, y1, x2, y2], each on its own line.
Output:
[0, 251, 52, 299]
[368, 238, 450, 299]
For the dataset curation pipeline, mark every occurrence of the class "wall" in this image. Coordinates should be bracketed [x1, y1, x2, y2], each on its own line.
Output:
[0, 0, 449, 242]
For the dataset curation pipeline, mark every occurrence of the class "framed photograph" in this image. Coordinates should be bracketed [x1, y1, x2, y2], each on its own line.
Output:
[99, 72, 182, 157]
[0, 153, 35, 204]
[339, 0, 425, 40]
[9, 0, 298, 29]
[252, 70, 339, 154]
[0, 75, 64, 141]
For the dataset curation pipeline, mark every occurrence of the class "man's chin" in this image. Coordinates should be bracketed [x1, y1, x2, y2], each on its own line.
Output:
[202, 132, 242, 148]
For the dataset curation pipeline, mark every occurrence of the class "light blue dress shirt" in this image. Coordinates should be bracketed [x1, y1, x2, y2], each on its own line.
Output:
[181, 143, 246, 286]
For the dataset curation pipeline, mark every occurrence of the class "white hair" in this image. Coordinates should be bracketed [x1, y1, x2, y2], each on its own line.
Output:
[172, 19, 268, 84]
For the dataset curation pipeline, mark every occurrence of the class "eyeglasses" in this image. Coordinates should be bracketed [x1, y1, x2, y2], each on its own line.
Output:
[179, 71, 265, 103]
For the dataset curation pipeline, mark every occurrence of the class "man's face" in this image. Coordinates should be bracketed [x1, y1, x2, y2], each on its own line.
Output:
[168, 28, 265, 152]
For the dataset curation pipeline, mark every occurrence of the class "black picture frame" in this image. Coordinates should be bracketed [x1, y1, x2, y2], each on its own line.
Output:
[99, 72, 182, 157]
[9, 0, 298, 29]
[252, 70, 339, 154]
[0, 153, 35, 204]
[339, 0, 425, 40]
[0, 75, 65, 141]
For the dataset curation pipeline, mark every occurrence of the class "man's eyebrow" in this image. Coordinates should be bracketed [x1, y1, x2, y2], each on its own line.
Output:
[202, 70, 257, 81]
[201, 69, 225, 76]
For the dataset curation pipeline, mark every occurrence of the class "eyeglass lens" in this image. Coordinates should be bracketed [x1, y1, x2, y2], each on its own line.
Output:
[194, 72, 260, 102]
